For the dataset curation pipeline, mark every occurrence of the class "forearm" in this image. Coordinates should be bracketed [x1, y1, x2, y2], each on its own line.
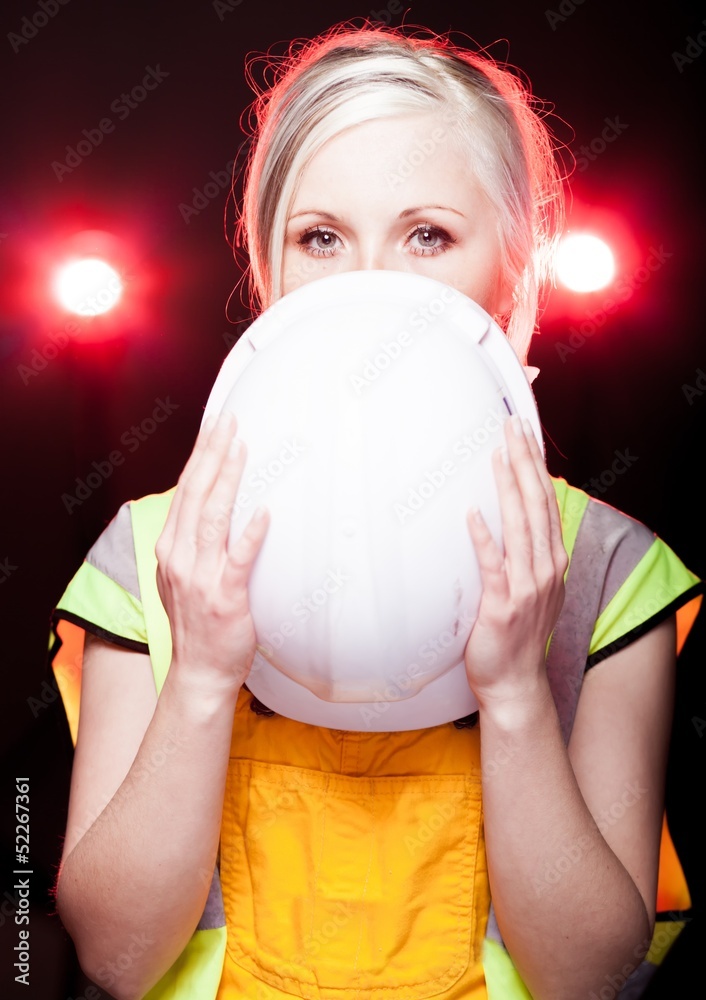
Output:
[479, 674, 651, 1000]
[56, 670, 239, 1000]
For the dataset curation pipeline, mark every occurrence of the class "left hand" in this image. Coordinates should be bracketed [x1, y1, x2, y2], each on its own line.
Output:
[463, 414, 568, 708]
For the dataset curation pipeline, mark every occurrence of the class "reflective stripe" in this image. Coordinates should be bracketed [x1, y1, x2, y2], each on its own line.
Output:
[198, 867, 226, 931]
[590, 503, 656, 620]
[87, 501, 142, 600]
[545, 493, 654, 743]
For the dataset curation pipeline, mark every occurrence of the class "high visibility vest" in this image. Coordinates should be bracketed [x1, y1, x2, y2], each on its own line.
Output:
[51, 477, 702, 999]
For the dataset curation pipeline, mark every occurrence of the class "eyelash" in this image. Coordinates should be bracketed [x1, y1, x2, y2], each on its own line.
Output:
[296, 223, 458, 258]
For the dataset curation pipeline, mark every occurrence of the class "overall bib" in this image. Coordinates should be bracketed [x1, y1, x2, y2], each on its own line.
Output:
[216, 686, 489, 999]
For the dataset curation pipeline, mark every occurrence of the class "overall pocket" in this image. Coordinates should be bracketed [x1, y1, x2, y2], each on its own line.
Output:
[220, 758, 486, 1000]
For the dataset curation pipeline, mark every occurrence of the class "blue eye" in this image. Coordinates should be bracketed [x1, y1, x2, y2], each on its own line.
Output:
[297, 227, 340, 257]
[407, 224, 456, 256]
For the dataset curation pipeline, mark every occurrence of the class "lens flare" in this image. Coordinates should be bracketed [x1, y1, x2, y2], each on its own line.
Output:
[54, 258, 123, 316]
[556, 233, 616, 292]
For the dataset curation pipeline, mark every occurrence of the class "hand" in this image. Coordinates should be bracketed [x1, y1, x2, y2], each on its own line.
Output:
[464, 414, 567, 710]
[155, 411, 270, 692]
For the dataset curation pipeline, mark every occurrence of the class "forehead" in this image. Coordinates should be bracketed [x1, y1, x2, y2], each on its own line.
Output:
[290, 113, 489, 210]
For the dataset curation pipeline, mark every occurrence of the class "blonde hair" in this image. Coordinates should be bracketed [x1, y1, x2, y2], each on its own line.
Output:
[232, 18, 566, 363]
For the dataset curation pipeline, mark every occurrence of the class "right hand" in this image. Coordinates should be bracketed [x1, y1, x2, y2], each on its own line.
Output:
[155, 411, 270, 691]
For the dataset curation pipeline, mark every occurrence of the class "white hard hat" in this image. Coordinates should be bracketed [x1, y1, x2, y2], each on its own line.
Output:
[202, 269, 543, 731]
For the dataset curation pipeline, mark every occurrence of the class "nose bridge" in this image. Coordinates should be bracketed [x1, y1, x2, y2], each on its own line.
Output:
[354, 237, 395, 273]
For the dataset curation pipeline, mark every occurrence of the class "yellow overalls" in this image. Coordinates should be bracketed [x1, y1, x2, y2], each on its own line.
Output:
[217, 685, 489, 999]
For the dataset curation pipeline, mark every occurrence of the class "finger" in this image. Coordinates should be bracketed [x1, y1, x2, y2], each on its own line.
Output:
[156, 415, 217, 563]
[492, 435, 534, 580]
[192, 435, 249, 571]
[221, 505, 271, 593]
[522, 422, 567, 570]
[504, 416, 552, 566]
[466, 506, 510, 603]
[171, 412, 238, 557]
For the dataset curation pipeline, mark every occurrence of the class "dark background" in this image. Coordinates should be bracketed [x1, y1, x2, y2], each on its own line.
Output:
[1, 1, 705, 997]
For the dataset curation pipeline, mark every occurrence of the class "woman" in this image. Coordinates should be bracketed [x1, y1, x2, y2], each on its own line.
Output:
[50, 19, 702, 1000]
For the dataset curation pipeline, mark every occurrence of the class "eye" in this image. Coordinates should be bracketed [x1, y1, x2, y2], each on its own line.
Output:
[406, 224, 457, 256]
[296, 226, 341, 257]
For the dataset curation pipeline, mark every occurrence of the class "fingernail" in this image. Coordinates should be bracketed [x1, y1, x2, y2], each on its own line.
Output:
[510, 414, 523, 437]
[203, 415, 216, 433]
[229, 436, 242, 458]
[522, 419, 534, 439]
[253, 505, 267, 520]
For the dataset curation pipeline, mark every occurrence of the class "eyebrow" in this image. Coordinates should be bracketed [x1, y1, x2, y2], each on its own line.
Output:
[287, 205, 466, 222]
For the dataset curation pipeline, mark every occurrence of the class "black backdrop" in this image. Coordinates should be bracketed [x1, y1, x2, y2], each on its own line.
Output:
[1, 1, 705, 997]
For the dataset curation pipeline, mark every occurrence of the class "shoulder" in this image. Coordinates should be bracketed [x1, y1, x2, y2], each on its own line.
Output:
[551, 475, 653, 549]
[53, 488, 177, 644]
[86, 487, 176, 581]
[550, 476, 702, 660]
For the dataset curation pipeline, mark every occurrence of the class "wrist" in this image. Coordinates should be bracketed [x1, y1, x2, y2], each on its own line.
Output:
[163, 660, 243, 717]
[475, 670, 556, 734]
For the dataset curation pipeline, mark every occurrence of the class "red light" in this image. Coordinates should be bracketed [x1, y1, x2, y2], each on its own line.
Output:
[53, 258, 123, 315]
[556, 233, 616, 292]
